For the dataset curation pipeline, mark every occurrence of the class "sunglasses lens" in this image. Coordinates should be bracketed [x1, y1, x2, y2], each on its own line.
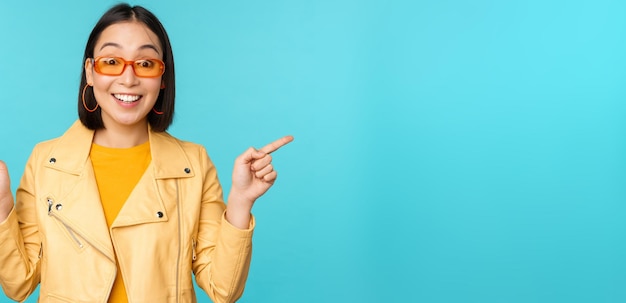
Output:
[95, 57, 125, 75]
[134, 59, 164, 77]
[94, 57, 164, 77]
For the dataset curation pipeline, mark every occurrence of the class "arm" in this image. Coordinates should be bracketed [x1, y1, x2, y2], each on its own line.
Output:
[194, 136, 292, 302]
[0, 156, 42, 301]
[192, 149, 254, 303]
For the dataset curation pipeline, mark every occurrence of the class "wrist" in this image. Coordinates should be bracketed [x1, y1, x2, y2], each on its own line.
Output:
[225, 192, 253, 229]
[227, 189, 255, 208]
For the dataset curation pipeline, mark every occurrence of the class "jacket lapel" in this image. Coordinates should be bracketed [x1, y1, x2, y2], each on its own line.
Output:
[111, 128, 195, 228]
[43, 121, 115, 261]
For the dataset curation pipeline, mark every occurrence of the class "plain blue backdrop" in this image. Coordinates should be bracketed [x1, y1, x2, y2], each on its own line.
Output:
[1, 0, 625, 302]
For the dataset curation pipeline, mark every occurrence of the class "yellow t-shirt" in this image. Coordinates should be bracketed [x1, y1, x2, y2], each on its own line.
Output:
[90, 141, 151, 303]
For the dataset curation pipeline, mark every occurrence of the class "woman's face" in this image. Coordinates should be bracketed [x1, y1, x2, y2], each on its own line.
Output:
[85, 21, 163, 130]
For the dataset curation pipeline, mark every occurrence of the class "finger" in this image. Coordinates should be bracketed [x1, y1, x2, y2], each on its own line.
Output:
[254, 164, 273, 179]
[263, 171, 277, 182]
[251, 154, 272, 171]
[236, 147, 266, 165]
[258, 135, 294, 154]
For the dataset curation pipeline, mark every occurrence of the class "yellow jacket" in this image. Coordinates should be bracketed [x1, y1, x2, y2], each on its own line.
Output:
[0, 121, 254, 303]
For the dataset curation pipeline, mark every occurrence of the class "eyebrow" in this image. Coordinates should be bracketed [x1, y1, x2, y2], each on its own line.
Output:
[99, 42, 161, 54]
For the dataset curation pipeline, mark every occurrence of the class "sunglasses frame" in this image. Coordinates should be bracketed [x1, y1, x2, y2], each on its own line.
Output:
[91, 57, 165, 78]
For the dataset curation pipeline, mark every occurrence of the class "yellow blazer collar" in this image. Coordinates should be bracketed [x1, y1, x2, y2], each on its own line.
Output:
[44, 120, 194, 179]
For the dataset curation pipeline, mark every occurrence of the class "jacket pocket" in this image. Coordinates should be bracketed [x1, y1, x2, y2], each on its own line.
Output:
[49, 216, 86, 253]
[46, 197, 86, 253]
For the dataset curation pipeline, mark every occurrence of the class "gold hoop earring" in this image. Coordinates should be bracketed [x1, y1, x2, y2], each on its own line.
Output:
[152, 107, 164, 115]
[82, 84, 98, 113]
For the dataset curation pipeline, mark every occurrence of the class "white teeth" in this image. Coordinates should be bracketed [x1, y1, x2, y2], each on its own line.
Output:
[114, 94, 141, 103]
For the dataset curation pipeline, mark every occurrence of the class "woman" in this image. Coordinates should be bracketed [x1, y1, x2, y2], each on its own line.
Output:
[0, 3, 292, 302]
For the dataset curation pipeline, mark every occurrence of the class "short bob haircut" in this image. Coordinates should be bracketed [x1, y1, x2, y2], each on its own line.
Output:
[78, 3, 175, 132]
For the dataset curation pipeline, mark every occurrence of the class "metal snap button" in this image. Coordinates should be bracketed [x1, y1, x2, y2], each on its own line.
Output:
[49, 158, 56, 164]
[184, 168, 191, 174]
[157, 211, 164, 218]
[55, 204, 62, 211]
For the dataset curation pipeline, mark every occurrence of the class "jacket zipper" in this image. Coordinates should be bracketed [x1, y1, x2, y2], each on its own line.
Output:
[47, 198, 83, 249]
[46, 197, 116, 300]
[175, 181, 181, 303]
[192, 238, 197, 261]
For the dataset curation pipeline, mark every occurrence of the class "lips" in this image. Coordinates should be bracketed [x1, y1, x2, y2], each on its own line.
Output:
[113, 93, 142, 103]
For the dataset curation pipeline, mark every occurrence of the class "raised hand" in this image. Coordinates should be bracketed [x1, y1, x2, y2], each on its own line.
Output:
[226, 136, 293, 228]
[0, 161, 15, 222]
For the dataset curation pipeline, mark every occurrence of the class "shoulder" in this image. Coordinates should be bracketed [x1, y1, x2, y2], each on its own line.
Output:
[30, 120, 81, 154]
[31, 137, 61, 156]
[27, 121, 93, 168]
[27, 126, 75, 163]
[152, 131, 209, 155]
[149, 131, 218, 175]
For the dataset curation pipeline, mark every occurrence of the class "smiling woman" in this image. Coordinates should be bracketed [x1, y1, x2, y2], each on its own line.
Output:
[84, 21, 166, 147]
[78, 5, 175, 136]
[0, 3, 292, 303]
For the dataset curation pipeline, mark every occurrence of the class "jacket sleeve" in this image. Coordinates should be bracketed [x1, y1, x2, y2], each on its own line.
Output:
[192, 147, 254, 303]
[0, 150, 42, 302]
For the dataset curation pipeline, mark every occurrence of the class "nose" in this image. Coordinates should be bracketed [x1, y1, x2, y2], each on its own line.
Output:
[118, 63, 139, 86]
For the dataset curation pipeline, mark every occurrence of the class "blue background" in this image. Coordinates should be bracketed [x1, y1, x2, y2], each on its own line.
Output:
[1, 0, 625, 302]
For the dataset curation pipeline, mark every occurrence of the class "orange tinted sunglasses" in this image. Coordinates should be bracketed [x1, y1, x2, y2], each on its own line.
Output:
[92, 57, 165, 78]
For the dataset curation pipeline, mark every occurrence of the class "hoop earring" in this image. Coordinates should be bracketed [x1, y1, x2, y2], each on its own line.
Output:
[82, 84, 98, 113]
[152, 107, 164, 115]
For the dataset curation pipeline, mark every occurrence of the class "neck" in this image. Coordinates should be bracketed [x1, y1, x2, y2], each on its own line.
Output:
[93, 121, 150, 148]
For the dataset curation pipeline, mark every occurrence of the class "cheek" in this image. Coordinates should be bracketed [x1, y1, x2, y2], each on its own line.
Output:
[145, 80, 163, 94]
[92, 76, 114, 91]
[91, 79, 113, 103]
[143, 80, 163, 105]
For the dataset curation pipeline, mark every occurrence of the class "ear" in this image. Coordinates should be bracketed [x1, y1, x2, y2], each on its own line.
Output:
[84, 58, 94, 85]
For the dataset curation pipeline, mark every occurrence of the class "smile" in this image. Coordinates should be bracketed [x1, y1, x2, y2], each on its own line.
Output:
[113, 94, 142, 103]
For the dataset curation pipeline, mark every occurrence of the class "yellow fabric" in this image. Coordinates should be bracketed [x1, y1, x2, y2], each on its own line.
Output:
[0, 121, 254, 302]
[90, 141, 151, 303]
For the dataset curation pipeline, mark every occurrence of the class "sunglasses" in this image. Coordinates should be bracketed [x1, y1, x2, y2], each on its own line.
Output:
[92, 57, 165, 78]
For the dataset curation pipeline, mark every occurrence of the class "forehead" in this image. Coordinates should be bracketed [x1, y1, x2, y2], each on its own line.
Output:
[94, 21, 162, 56]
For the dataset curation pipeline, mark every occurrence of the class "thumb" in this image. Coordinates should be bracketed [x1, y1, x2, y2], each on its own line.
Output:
[0, 160, 10, 189]
[0, 160, 14, 214]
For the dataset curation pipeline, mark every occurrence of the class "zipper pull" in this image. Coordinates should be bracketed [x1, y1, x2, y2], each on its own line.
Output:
[192, 238, 197, 261]
[47, 198, 53, 215]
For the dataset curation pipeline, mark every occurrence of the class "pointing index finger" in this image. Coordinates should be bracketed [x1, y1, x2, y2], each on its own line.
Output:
[259, 136, 294, 154]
